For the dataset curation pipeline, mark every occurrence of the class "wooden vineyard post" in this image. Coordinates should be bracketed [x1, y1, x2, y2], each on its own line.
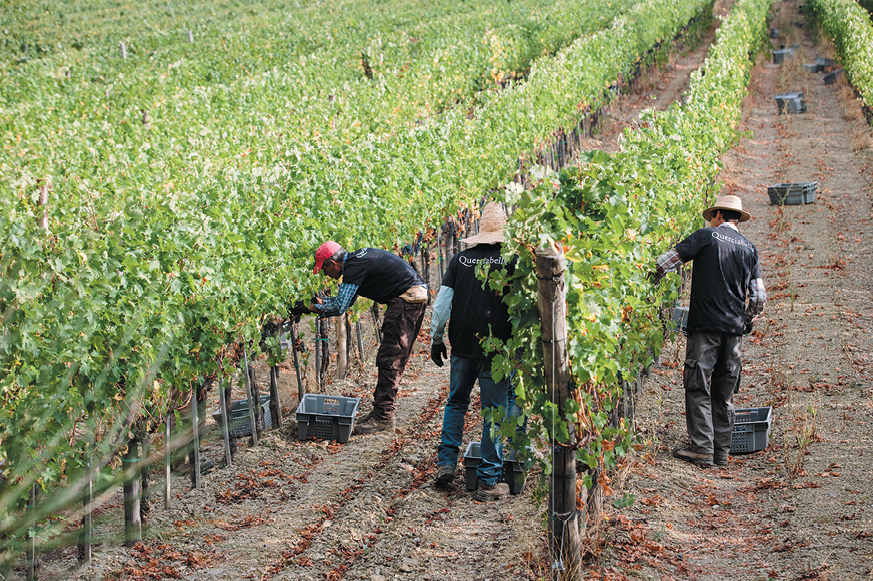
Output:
[269, 366, 283, 430]
[436, 231, 445, 280]
[370, 304, 382, 345]
[218, 377, 233, 467]
[336, 313, 348, 379]
[77, 455, 92, 566]
[164, 418, 171, 510]
[123, 438, 142, 547]
[26, 483, 37, 581]
[140, 433, 150, 527]
[289, 324, 305, 401]
[535, 242, 582, 580]
[36, 179, 50, 231]
[314, 323, 322, 389]
[242, 350, 259, 447]
[120, 42, 127, 59]
[355, 321, 364, 365]
[189, 390, 201, 489]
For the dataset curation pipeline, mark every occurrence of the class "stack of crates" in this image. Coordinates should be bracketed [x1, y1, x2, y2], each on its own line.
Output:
[775, 92, 807, 114]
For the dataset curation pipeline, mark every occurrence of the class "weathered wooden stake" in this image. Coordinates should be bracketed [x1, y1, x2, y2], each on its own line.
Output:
[370, 304, 382, 345]
[289, 324, 305, 401]
[77, 457, 92, 566]
[123, 438, 142, 547]
[187, 30, 194, 43]
[336, 313, 348, 379]
[314, 324, 322, 389]
[242, 350, 259, 447]
[164, 418, 171, 510]
[355, 321, 364, 365]
[535, 242, 582, 580]
[26, 483, 37, 581]
[36, 179, 50, 230]
[120, 42, 127, 59]
[269, 366, 283, 429]
[218, 377, 233, 466]
[140, 433, 150, 527]
[189, 390, 201, 489]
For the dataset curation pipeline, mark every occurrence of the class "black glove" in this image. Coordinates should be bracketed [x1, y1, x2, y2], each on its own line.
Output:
[430, 342, 447, 367]
[744, 320, 754, 335]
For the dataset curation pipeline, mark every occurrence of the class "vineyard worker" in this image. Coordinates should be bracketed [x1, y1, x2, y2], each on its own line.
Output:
[310, 241, 427, 435]
[654, 195, 766, 467]
[429, 202, 520, 501]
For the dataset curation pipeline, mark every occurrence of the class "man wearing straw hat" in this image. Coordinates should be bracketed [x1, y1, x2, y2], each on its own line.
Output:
[310, 242, 427, 435]
[429, 202, 521, 501]
[655, 195, 766, 468]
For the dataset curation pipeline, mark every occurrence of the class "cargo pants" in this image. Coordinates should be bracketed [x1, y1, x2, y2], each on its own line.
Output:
[683, 331, 743, 457]
[372, 296, 426, 421]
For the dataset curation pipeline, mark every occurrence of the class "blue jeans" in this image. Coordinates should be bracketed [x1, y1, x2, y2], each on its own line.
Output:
[437, 355, 519, 487]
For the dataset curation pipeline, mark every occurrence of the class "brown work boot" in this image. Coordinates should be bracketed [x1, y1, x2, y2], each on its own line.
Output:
[672, 447, 714, 467]
[353, 415, 395, 435]
[434, 464, 456, 487]
[473, 482, 509, 502]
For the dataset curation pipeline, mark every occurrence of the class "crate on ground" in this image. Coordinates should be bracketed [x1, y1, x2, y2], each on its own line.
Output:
[212, 394, 271, 438]
[730, 406, 773, 454]
[824, 68, 843, 85]
[767, 181, 817, 205]
[296, 394, 360, 444]
[816, 57, 835, 69]
[772, 48, 793, 64]
[775, 92, 807, 114]
[463, 441, 528, 495]
[803, 63, 822, 73]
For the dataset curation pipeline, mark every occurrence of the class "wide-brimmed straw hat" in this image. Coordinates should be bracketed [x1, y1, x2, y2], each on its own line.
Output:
[702, 195, 751, 222]
[460, 202, 507, 246]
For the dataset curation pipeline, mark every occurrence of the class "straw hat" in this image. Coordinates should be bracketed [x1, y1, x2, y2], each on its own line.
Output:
[460, 202, 507, 246]
[702, 195, 751, 222]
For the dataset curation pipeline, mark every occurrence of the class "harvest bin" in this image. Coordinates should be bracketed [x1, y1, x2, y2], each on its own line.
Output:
[296, 394, 360, 443]
[767, 182, 817, 205]
[775, 92, 807, 114]
[212, 395, 271, 438]
[463, 441, 528, 494]
[730, 406, 773, 454]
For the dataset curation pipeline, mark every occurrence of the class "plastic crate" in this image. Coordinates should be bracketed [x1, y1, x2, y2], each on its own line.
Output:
[772, 48, 793, 64]
[804, 63, 822, 73]
[775, 92, 807, 114]
[463, 441, 528, 495]
[296, 394, 360, 444]
[212, 395, 271, 438]
[769, 28, 778, 39]
[730, 406, 773, 454]
[767, 182, 817, 205]
[816, 57, 835, 69]
[824, 68, 843, 85]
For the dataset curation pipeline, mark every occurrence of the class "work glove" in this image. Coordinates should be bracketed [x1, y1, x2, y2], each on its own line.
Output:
[744, 320, 754, 335]
[430, 341, 447, 367]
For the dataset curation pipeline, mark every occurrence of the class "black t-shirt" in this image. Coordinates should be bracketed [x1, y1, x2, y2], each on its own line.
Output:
[342, 248, 423, 305]
[675, 225, 761, 335]
[442, 244, 516, 358]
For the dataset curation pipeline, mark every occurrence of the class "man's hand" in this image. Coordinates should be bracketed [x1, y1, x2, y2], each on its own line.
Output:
[430, 342, 447, 367]
[744, 320, 754, 335]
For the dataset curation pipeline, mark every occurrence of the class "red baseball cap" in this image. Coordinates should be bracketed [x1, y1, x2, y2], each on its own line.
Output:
[313, 241, 342, 274]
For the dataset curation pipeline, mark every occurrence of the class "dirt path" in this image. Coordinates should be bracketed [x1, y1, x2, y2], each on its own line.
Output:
[597, 3, 873, 580]
[29, 4, 873, 581]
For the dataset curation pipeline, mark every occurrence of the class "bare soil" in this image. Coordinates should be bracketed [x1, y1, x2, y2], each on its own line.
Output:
[22, 3, 873, 580]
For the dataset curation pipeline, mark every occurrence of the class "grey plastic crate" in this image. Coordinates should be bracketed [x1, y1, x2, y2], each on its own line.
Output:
[463, 441, 528, 494]
[772, 48, 793, 64]
[212, 395, 271, 438]
[767, 182, 817, 205]
[816, 57, 835, 69]
[804, 63, 822, 73]
[730, 406, 773, 454]
[296, 394, 360, 443]
[824, 68, 843, 85]
[769, 28, 778, 39]
[775, 92, 807, 114]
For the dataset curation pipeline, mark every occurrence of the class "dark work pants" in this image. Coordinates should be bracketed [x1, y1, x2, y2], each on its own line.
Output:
[683, 331, 743, 456]
[372, 297, 426, 420]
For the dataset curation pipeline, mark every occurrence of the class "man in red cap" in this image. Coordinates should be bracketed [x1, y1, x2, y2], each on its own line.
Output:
[310, 241, 427, 434]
